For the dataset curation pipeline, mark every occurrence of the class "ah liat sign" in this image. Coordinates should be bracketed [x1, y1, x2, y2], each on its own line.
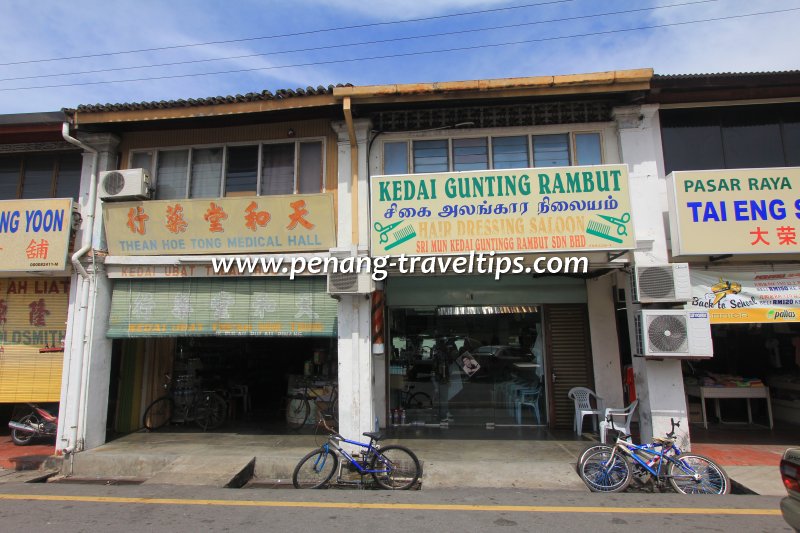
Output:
[667, 168, 800, 256]
[370, 165, 635, 256]
[0, 198, 74, 272]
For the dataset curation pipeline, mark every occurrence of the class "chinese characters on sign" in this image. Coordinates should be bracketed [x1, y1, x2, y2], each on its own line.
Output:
[369, 165, 634, 256]
[0, 199, 74, 271]
[667, 168, 800, 255]
[104, 194, 335, 255]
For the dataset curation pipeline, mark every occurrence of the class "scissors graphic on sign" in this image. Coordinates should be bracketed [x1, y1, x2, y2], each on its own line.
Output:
[597, 212, 631, 236]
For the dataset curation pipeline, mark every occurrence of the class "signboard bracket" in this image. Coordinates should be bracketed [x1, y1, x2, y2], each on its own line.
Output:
[608, 250, 628, 262]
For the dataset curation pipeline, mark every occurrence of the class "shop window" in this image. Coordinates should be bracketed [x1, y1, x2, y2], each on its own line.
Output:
[492, 136, 529, 169]
[261, 143, 295, 195]
[21, 155, 56, 198]
[130, 151, 154, 174]
[0, 157, 20, 199]
[453, 137, 488, 171]
[225, 145, 259, 197]
[137, 139, 325, 200]
[55, 153, 83, 201]
[189, 147, 223, 198]
[413, 139, 449, 173]
[297, 141, 323, 194]
[574, 133, 602, 166]
[785, 121, 800, 166]
[154, 149, 189, 200]
[533, 134, 570, 167]
[384, 142, 408, 174]
[661, 104, 800, 173]
[0, 152, 81, 201]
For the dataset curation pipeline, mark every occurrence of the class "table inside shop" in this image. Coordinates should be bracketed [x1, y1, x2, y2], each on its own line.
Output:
[685, 385, 773, 429]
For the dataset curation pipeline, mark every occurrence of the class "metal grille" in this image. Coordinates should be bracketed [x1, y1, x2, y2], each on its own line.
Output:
[637, 266, 676, 300]
[373, 101, 613, 132]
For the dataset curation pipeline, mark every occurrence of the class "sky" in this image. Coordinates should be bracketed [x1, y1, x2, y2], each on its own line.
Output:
[0, 0, 797, 114]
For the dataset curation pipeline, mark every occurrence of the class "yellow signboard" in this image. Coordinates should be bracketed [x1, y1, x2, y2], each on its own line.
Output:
[0, 277, 69, 402]
[0, 198, 74, 272]
[667, 168, 800, 256]
[104, 193, 336, 255]
[370, 165, 634, 255]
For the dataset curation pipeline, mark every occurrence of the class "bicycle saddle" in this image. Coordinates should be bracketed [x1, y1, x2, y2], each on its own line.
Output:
[652, 436, 675, 445]
[363, 431, 383, 441]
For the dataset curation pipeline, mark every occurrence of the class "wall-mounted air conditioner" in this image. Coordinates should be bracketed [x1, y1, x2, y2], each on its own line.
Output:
[635, 309, 713, 358]
[326, 249, 374, 295]
[98, 169, 151, 201]
[632, 263, 691, 303]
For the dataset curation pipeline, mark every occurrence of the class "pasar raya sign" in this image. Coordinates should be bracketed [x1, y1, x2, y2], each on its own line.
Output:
[104, 193, 335, 255]
[370, 164, 634, 255]
[667, 168, 800, 256]
[0, 198, 74, 272]
[689, 269, 800, 323]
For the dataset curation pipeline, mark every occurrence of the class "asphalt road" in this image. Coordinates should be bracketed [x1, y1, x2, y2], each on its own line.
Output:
[0, 483, 791, 533]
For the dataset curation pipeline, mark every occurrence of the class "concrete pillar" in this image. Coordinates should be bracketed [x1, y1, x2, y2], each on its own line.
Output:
[614, 105, 691, 447]
[57, 133, 119, 453]
[331, 119, 377, 439]
[586, 275, 624, 409]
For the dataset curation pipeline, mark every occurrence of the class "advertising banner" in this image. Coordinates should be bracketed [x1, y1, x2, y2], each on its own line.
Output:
[0, 198, 74, 272]
[689, 269, 800, 323]
[104, 193, 335, 255]
[370, 165, 634, 256]
[667, 168, 800, 256]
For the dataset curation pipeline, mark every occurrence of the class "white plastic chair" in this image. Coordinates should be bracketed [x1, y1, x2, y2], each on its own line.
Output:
[599, 399, 639, 444]
[568, 387, 604, 435]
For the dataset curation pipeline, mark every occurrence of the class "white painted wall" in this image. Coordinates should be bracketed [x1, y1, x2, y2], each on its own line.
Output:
[586, 275, 624, 410]
[613, 105, 691, 447]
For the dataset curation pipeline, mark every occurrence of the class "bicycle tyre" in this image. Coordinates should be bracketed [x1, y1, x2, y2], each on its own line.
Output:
[577, 444, 614, 468]
[579, 449, 632, 492]
[667, 453, 730, 495]
[292, 447, 338, 489]
[194, 392, 227, 431]
[286, 396, 311, 430]
[405, 392, 433, 410]
[143, 397, 173, 431]
[11, 414, 38, 446]
[371, 444, 422, 490]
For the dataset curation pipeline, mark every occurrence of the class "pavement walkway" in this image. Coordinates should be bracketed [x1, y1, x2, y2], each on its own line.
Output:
[0, 428, 792, 495]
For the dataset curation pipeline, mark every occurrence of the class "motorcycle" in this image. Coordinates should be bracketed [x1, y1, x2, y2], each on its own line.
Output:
[8, 403, 58, 446]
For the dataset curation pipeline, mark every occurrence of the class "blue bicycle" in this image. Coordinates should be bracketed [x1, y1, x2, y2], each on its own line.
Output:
[578, 418, 730, 494]
[292, 417, 422, 490]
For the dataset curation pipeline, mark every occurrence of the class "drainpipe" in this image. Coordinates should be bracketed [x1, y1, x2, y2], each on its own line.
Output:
[343, 97, 359, 246]
[61, 121, 99, 458]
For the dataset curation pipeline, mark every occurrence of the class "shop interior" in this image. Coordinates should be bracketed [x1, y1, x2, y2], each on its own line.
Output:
[388, 306, 546, 430]
[110, 336, 338, 435]
[683, 322, 800, 431]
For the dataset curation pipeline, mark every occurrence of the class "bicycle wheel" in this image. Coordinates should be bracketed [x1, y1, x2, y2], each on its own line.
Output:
[371, 445, 422, 490]
[286, 396, 310, 430]
[667, 454, 730, 495]
[405, 392, 433, 410]
[142, 397, 173, 431]
[194, 392, 227, 431]
[577, 444, 614, 468]
[579, 449, 632, 492]
[292, 447, 338, 489]
[11, 414, 38, 445]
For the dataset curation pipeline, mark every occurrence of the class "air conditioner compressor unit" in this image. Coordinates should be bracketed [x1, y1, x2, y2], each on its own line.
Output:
[98, 168, 151, 200]
[635, 309, 713, 358]
[632, 263, 692, 303]
[326, 249, 374, 295]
